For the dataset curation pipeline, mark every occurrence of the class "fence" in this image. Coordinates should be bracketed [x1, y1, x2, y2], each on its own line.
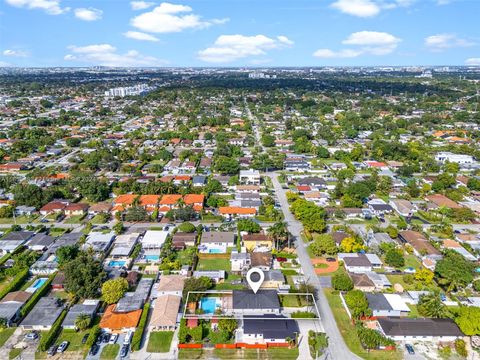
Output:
[181, 342, 291, 350]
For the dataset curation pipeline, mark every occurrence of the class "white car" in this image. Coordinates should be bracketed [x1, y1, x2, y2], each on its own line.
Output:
[109, 334, 118, 345]
[123, 331, 133, 345]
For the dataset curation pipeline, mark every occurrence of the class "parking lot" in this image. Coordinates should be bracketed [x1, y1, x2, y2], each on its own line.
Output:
[85, 332, 131, 360]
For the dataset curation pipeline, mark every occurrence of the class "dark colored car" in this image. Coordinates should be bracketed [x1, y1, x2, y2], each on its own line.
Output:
[405, 344, 415, 355]
[89, 344, 100, 356]
[81, 334, 89, 344]
[276, 257, 287, 262]
[102, 333, 110, 343]
[120, 344, 129, 358]
[326, 257, 336, 262]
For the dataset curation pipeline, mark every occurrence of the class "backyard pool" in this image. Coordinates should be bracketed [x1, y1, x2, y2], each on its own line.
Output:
[208, 249, 222, 254]
[32, 278, 48, 289]
[108, 260, 126, 267]
[200, 297, 220, 314]
[144, 255, 160, 262]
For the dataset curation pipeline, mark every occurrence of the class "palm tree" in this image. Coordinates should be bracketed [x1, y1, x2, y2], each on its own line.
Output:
[268, 221, 289, 250]
[417, 293, 449, 318]
[75, 314, 91, 331]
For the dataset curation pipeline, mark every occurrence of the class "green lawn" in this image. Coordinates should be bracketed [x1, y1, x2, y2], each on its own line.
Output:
[64, 215, 85, 224]
[386, 274, 441, 292]
[9, 348, 22, 360]
[211, 348, 299, 359]
[100, 344, 119, 360]
[324, 289, 402, 360]
[56, 328, 91, 353]
[0, 215, 38, 224]
[0, 327, 16, 347]
[147, 331, 174, 353]
[403, 254, 422, 270]
[279, 294, 310, 307]
[91, 214, 108, 224]
[196, 258, 231, 271]
[178, 349, 204, 359]
[408, 304, 419, 318]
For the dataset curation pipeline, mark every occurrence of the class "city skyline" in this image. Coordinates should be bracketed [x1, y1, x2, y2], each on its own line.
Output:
[1, 0, 480, 67]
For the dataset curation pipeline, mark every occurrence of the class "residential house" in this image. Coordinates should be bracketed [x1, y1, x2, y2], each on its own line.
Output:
[230, 250, 251, 273]
[239, 169, 261, 185]
[389, 199, 415, 217]
[64, 203, 89, 216]
[192, 270, 226, 283]
[141, 230, 168, 249]
[232, 290, 280, 315]
[250, 252, 273, 271]
[260, 270, 285, 289]
[172, 232, 197, 249]
[199, 231, 235, 254]
[82, 232, 115, 253]
[399, 230, 441, 258]
[219, 207, 256, 219]
[0, 231, 34, 255]
[241, 315, 299, 345]
[109, 233, 140, 258]
[242, 233, 272, 251]
[99, 305, 142, 333]
[156, 275, 186, 297]
[366, 293, 410, 317]
[26, 234, 54, 252]
[63, 299, 100, 329]
[377, 318, 463, 342]
[149, 295, 181, 331]
[21, 297, 64, 331]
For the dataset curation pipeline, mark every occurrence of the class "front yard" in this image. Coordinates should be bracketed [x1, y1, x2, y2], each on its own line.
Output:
[100, 344, 119, 360]
[147, 331, 174, 353]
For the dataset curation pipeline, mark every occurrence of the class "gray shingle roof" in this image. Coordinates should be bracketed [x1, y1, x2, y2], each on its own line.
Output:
[233, 290, 280, 310]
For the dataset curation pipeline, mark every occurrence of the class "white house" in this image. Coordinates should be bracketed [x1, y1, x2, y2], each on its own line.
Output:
[435, 152, 474, 164]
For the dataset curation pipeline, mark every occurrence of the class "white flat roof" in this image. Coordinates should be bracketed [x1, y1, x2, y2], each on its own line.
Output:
[384, 294, 411, 312]
[142, 230, 168, 248]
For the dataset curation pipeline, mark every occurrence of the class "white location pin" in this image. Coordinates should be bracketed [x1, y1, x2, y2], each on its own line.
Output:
[246, 267, 265, 294]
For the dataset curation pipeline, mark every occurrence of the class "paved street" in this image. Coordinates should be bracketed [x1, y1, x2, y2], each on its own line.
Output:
[267, 172, 361, 360]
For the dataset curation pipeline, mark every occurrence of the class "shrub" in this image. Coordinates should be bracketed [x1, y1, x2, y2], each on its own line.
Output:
[332, 272, 353, 291]
[131, 302, 150, 351]
[85, 325, 101, 349]
[291, 311, 317, 318]
[0, 268, 29, 300]
[455, 339, 467, 357]
[39, 309, 67, 351]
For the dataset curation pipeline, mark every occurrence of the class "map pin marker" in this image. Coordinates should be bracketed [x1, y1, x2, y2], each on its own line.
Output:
[246, 267, 265, 294]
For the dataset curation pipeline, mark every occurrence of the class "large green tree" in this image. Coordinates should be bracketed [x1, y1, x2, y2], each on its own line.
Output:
[64, 252, 106, 299]
[102, 278, 129, 304]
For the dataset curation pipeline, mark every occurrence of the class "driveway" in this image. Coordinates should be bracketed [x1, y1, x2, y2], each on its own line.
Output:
[267, 172, 361, 360]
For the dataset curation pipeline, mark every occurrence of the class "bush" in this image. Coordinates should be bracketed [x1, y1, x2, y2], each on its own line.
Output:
[177, 222, 196, 233]
[455, 339, 467, 357]
[0, 268, 29, 300]
[20, 273, 55, 318]
[473, 279, 480, 292]
[291, 311, 317, 318]
[85, 325, 101, 349]
[39, 309, 67, 351]
[131, 303, 150, 351]
[332, 273, 353, 291]
[356, 325, 394, 350]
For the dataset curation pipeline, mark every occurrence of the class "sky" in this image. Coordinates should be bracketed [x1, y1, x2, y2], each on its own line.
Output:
[1, 0, 479, 67]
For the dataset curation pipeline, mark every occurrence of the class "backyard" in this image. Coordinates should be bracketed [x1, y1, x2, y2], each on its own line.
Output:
[196, 257, 231, 271]
[324, 289, 402, 360]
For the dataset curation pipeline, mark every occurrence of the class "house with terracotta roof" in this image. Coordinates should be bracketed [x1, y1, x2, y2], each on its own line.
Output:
[425, 194, 462, 209]
[139, 195, 161, 213]
[442, 239, 477, 261]
[218, 207, 256, 219]
[39, 200, 69, 216]
[183, 194, 205, 211]
[159, 194, 182, 213]
[99, 304, 143, 333]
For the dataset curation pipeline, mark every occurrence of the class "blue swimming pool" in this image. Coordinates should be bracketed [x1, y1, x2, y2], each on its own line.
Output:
[145, 255, 160, 261]
[200, 297, 220, 314]
[108, 260, 126, 267]
[32, 278, 48, 289]
[208, 249, 222, 254]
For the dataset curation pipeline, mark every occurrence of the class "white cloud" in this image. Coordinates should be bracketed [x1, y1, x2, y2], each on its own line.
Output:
[198, 34, 293, 63]
[425, 34, 475, 51]
[3, 49, 28, 57]
[314, 31, 401, 59]
[5, 0, 69, 15]
[465, 58, 480, 66]
[330, 0, 416, 17]
[123, 31, 159, 42]
[130, 1, 155, 10]
[313, 49, 362, 58]
[130, 2, 227, 33]
[64, 44, 165, 67]
[331, 0, 380, 17]
[74, 7, 102, 21]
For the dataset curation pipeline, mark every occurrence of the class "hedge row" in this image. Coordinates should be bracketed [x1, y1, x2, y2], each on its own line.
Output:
[0, 268, 29, 300]
[20, 272, 56, 318]
[85, 325, 101, 349]
[131, 302, 150, 351]
[39, 309, 67, 351]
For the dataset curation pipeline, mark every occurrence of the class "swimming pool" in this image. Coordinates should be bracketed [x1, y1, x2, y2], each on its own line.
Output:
[144, 255, 160, 261]
[208, 249, 222, 254]
[32, 278, 48, 289]
[108, 260, 126, 267]
[200, 297, 220, 314]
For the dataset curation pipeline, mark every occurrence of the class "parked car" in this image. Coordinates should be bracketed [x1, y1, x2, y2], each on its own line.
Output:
[24, 331, 39, 341]
[326, 257, 336, 262]
[120, 344, 129, 358]
[276, 257, 287, 262]
[81, 334, 89, 344]
[405, 344, 415, 355]
[123, 331, 133, 345]
[102, 333, 110, 343]
[47, 345, 57, 356]
[57, 341, 69, 353]
[89, 344, 100, 356]
[404, 267, 416, 274]
[109, 333, 118, 344]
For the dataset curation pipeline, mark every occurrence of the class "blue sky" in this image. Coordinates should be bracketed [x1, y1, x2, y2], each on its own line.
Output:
[1, 0, 479, 67]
